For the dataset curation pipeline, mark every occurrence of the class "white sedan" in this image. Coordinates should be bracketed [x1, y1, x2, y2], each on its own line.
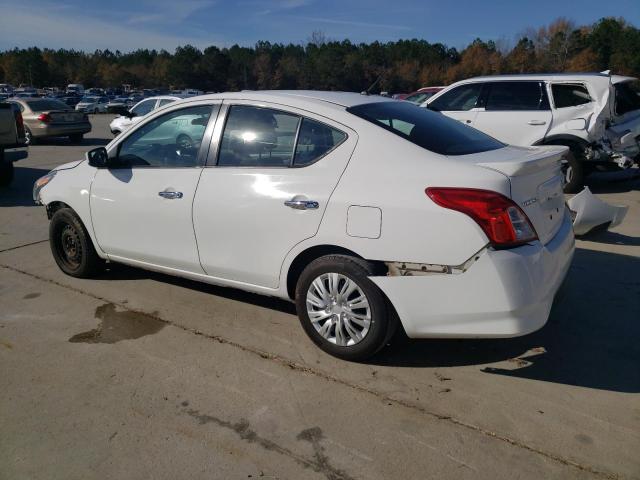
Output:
[75, 96, 109, 113]
[109, 96, 181, 136]
[33, 91, 574, 360]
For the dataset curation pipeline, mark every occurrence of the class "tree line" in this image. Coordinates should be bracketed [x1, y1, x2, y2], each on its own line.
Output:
[1, 17, 638, 93]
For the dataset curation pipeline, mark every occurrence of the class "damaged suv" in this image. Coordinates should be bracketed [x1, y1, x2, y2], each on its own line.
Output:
[426, 73, 640, 192]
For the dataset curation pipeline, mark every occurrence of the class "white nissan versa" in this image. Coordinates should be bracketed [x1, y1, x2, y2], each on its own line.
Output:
[33, 91, 575, 360]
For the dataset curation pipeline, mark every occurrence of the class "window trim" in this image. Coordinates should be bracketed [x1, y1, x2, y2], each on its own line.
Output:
[483, 81, 551, 112]
[108, 101, 221, 169]
[549, 82, 593, 110]
[208, 102, 349, 169]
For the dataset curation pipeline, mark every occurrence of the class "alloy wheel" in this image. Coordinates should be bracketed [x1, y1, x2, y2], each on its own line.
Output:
[306, 273, 371, 346]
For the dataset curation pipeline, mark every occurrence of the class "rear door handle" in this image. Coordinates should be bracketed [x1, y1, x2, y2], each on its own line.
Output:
[158, 190, 183, 199]
[284, 199, 319, 210]
[528, 120, 547, 125]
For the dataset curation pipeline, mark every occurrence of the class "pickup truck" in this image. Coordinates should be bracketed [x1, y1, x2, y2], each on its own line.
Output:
[0, 102, 27, 186]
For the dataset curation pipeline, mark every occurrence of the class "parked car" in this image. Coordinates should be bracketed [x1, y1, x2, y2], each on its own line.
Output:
[0, 101, 27, 186]
[425, 73, 640, 192]
[66, 84, 85, 96]
[402, 86, 445, 104]
[106, 96, 131, 114]
[8, 97, 90, 145]
[75, 96, 109, 113]
[109, 95, 181, 135]
[34, 91, 574, 360]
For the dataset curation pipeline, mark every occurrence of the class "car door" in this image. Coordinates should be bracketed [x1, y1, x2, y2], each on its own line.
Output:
[426, 82, 485, 126]
[193, 101, 356, 289]
[472, 81, 552, 146]
[90, 102, 219, 272]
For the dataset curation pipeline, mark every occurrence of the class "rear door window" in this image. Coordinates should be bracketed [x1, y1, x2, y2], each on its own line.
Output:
[614, 81, 640, 116]
[348, 101, 504, 156]
[294, 118, 347, 167]
[428, 83, 483, 111]
[217, 105, 301, 167]
[551, 84, 592, 108]
[485, 82, 549, 111]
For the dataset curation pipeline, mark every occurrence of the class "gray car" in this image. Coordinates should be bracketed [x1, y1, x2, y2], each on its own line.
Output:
[8, 98, 91, 145]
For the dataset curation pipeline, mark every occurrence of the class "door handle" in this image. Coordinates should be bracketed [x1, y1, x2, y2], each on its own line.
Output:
[284, 199, 319, 210]
[158, 190, 183, 199]
[528, 120, 547, 125]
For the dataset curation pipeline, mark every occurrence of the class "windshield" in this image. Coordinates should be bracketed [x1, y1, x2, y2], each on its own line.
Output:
[347, 101, 504, 156]
[26, 99, 70, 111]
[615, 80, 640, 116]
[82, 96, 99, 102]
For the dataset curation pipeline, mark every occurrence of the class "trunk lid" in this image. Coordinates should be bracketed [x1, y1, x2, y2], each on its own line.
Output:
[48, 110, 85, 124]
[472, 145, 567, 245]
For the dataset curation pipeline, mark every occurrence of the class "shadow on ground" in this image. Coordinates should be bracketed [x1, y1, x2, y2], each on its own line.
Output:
[0, 166, 50, 207]
[99, 246, 640, 393]
[373, 248, 640, 393]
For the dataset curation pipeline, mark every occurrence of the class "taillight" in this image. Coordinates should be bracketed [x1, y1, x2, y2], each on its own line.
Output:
[426, 187, 538, 248]
[37, 113, 52, 123]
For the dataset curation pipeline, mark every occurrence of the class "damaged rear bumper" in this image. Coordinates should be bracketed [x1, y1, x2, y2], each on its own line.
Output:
[370, 211, 575, 338]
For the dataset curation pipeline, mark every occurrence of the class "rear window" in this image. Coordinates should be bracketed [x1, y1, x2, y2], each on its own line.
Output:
[614, 81, 640, 116]
[551, 84, 592, 108]
[348, 101, 504, 156]
[26, 99, 70, 112]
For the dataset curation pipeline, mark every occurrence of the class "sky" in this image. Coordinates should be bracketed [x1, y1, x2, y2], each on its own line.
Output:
[0, 0, 638, 53]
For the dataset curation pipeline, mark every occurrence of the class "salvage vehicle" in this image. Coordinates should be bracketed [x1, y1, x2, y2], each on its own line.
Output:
[109, 96, 181, 136]
[7, 98, 91, 145]
[34, 91, 575, 360]
[425, 73, 640, 192]
[0, 101, 27, 186]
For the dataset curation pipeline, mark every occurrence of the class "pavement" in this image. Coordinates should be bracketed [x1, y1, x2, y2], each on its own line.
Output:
[1, 114, 639, 480]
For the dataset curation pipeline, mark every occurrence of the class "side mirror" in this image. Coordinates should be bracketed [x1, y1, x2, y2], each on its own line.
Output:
[125, 111, 137, 119]
[86, 147, 109, 168]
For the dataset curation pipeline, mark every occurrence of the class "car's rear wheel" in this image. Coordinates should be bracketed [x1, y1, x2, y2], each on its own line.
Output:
[295, 255, 392, 361]
[50, 208, 104, 278]
[24, 127, 34, 146]
[69, 133, 83, 144]
[561, 150, 584, 193]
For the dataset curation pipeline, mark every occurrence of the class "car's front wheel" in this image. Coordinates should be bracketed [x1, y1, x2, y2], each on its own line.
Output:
[295, 255, 393, 361]
[50, 208, 104, 278]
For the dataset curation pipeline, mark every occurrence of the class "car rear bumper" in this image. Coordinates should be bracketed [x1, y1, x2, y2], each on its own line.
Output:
[31, 122, 92, 138]
[371, 209, 575, 338]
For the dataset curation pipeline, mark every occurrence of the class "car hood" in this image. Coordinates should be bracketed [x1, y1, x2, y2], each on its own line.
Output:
[54, 159, 84, 171]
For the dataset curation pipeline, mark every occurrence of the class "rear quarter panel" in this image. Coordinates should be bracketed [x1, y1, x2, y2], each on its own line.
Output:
[282, 120, 511, 277]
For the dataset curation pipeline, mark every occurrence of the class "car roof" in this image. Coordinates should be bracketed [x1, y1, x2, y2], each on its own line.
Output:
[451, 73, 636, 84]
[187, 90, 393, 109]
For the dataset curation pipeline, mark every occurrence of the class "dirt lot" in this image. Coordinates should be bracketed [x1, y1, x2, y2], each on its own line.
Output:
[1, 114, 639, 480]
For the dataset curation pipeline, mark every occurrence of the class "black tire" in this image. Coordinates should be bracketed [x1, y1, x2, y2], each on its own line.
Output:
[69, 133, 83, 144]
[561, 150, 584, 193]
[49, 208, 104, 278]
[0, 159, 14, 187]
[295, 254, 392, 361]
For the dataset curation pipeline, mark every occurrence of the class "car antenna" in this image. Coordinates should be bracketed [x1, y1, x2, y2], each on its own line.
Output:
[361, 75, 382, 96]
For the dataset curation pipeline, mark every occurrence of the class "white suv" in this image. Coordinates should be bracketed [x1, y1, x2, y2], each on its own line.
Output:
[109, 96, 181, 135]
[425, 73, 640, 192]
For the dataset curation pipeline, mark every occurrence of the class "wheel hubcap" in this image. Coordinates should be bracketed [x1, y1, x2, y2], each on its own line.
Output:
[306, 273, 371, 346]
[59, 224, 82, 267]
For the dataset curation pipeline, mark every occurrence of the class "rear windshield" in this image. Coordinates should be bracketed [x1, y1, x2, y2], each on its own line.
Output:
[347, 101, 504, 156]
[615, 81, 640, 116]
[26, 99, 70, 112]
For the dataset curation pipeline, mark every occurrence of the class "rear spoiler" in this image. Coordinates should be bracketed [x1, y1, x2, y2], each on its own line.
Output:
[476, 145, 567, 177]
